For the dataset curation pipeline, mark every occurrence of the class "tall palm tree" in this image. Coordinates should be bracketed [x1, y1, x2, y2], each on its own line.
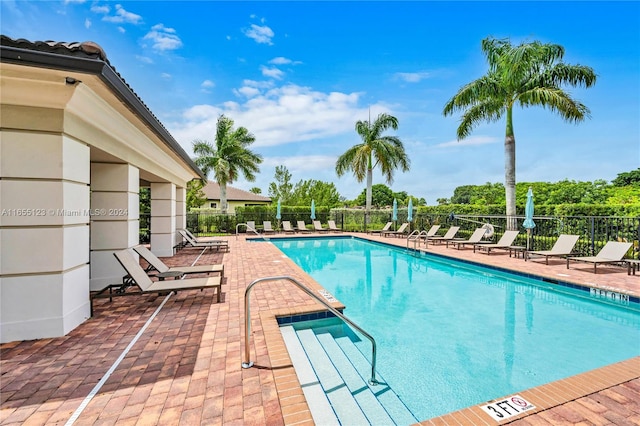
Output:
[335, 112, 410, 221]
[443, 37, 596, 225]
[192, 115, 263, 214]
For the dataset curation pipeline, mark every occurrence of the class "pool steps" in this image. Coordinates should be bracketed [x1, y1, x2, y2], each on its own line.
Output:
[281, 319, 418, 425]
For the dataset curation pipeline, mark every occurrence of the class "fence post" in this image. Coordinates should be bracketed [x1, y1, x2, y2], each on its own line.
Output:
[590, 216, 595, 255]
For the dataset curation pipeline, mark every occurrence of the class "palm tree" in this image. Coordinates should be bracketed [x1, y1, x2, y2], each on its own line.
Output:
[443, 37, 596, 225]
[192, 115, 263, 214]
[335, 112, 410, 222]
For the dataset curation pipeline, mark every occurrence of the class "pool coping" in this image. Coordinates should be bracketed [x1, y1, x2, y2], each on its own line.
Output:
[256, 233, 640, 425]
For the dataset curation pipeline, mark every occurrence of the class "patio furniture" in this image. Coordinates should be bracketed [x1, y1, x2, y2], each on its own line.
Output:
[327, 220, 343, 233]
[627, 259, 640, 276]
[132, 245, 224, 279]
[383, 222, 409, 238]
[474, 230, 520, 254]
[178, 230, 229, 251]
[447, 228, 492, 249]
[263, 221, 276, 234]
[428, 226, 460, 244]
[566, 241, 633, 273]
[368, 222, 392, 235]
[282, 221, 296, 234]
[181, 228, 223, 243]
[313, 220, 329, 233]
[246, 221, 258, 234]
[525, 234, 580, 264]
[91, 249, 223, 314]
[297, 221, 311, 233]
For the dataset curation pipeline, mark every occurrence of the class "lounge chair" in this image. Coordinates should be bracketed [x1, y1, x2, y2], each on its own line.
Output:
[566, 241, 632, 273]
[297, 221, 311, 233]
[181, 228, 222, 243]
[383, 222, 409, 238]
[282, 220, 296, 234]
[447, 228, 492, 249]
[313, 220, 329, 233]
[417, 225, 441, 242]
[327, 220, 342, 233]
[178, 229, 229, 251]
[246, 221, 258, 234]
[132, 245, 224, 278]
[525, 234, 580, 264]
[474, 230, 520, 254]
[263, 221, 276, 234]
[428, 226, 460, 244]
[91, 249, 223, 314]
[368, 222, 392, 235]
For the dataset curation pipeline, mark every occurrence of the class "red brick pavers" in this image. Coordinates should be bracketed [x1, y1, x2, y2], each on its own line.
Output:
[1, 233, 639, 425]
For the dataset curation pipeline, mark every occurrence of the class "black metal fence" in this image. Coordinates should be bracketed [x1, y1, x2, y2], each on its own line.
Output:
[139, 210, 640, 259]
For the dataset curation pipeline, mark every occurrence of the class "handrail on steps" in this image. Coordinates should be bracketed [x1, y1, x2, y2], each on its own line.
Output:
[236, 223, 260, 239]
[242, 275, 379, 385]
[407, 230, 428, 249]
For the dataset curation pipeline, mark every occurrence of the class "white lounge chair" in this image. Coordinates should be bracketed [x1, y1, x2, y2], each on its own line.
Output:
[525, 234, 580, 264]
[383, 222, 409, 238]
[566, 241, 632, 273]
[428, 226, 460, 244]
[297, 221, 311, 233]
[181, 228, 222, 243]
[313, 220, 328, 233]
[263, 221, 276, 234]
[368, 222, 392, 235]
[178, 230, 229, 251]
[132, 245, 224, 278]
[447, 228, 492, 249]
[474, 230, 520, 254]
[246, 221, 258, 234]
[282, 221, 296, 234]
[327, 220, 342, 233]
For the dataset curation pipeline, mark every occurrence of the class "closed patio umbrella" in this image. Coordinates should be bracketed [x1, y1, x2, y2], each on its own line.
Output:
[523, 187, 536, 250]
[276, 199, 281, 231]
[407, 198, 413, 231]
[392, 198, 398, 230]
[310, 200, 316, 220]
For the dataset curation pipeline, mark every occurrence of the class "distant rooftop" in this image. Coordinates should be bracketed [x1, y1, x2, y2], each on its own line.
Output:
[202, 182, 271, 202]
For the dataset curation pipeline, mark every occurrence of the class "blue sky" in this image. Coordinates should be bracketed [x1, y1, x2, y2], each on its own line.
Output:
[2, 1, 639, 203]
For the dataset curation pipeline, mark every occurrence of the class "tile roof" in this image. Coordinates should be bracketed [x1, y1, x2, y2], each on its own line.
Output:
[0, 35, 205, 180]
[202, 182, 271, 202]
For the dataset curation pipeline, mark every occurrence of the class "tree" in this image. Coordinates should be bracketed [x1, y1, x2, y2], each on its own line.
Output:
[192, 115, 263, 213]
[268, 165, 294, 204]
[249, 187, 262, 194]
[612, 168, 640, 187]
[354, 183, 394, 207]
[186, 179, 207, 210]
[291, 179, 341, 207]
[335, 112, 410, 222]
[443, 37, 596, 226]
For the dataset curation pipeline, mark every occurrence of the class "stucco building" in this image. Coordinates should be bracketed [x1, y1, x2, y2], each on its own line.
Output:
[201, 182, 271, 213]
[0, 36, 205, 343]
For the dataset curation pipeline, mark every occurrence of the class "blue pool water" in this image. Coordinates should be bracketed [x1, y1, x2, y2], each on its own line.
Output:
[268, 236, 640, 420]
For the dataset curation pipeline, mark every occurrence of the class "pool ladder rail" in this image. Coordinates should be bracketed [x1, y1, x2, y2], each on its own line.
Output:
[242, 275, 380, 386]
[407, 229, 429, 250]
[235, 222, 265, 240]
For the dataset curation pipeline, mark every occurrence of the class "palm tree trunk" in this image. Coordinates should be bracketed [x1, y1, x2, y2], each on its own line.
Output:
[220, 182, 228, 214]
[504, 106, 517, 230]
[365, 167, 373, 225]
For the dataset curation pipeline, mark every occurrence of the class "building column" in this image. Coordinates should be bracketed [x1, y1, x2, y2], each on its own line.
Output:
[89, 163, 140, 291]
[150, 182, 176, 257]
[175, 186, 186, 247]
[0, 131, 90, 343]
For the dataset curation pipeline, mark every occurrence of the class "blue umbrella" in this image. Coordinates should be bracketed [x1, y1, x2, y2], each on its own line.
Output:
[407, 198, 413, 222]
[523, 187, 536, 249]
[275, 199, 281, 220]
[392, 198, 398, 221]
[310, 199, 316, 220]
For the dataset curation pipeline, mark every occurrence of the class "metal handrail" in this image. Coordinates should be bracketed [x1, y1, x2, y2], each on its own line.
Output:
[242, 275, 379, 385]
[235, 223, 260, 239]
[407, 230, 427, 249]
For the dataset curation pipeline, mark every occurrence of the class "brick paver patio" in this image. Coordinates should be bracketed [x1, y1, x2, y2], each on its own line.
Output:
[1, 232, 639, 425]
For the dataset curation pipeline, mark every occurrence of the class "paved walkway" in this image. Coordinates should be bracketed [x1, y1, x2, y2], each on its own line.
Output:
[1, 233, 638, 425]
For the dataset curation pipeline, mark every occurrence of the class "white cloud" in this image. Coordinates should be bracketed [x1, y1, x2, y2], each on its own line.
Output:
[243, 24, 274, 45]
[84, 18, 91, 28]
[201, 80, 215, 89]
[161, 73, 172, 80]
[434, 135, 500, 148]
[394, 71, 431, 83]
[117, 26, 125, 34]
[90, 5, 110, 14]
[64, 0, 86, 3]
[169, 83, 373, 149]
[260, 65, 284, 80]
[103, 4, 142, 24]
[269, 57, 291, 65]
[263, 155, 337, 172]
[143, 24, 183, 51]
[136, 55, 153, 64]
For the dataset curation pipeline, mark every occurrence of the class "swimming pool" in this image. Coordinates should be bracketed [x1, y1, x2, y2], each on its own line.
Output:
[268, 236, 640, 420]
